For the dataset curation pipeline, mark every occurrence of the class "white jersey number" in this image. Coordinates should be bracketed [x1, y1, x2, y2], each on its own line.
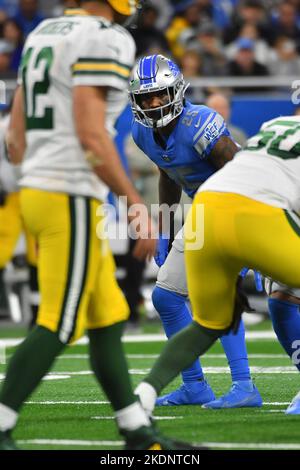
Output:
[245, 119, 300, 160]
[21, 46, 54, 130]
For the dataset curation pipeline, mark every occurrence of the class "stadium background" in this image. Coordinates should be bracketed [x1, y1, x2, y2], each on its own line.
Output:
[0, 0, 300, 451]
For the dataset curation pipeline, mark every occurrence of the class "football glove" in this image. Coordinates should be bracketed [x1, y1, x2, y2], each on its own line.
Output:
[0, 190, 6, 207]
[240, 267, 263, 292]
[154, 234, 169, 267]
[230, 275, 255, 334]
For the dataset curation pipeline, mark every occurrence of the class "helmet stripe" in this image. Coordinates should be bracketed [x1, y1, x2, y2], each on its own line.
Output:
[140, 56, 152, 85]
[138, 54, 159, 86]
[150, 54, 158, 84]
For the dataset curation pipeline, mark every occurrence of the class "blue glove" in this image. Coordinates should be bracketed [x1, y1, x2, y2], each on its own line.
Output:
[240, 267, 263, 292]
[154, 235, 169, 267]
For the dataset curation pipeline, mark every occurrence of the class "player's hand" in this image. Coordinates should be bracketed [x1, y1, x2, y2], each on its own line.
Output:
[154, 234, 169, 267]
[231, 275, 255, 333]
[240, 267, 263, 292]
[0, 190, 6, 207]
[132, 217, 157, 262]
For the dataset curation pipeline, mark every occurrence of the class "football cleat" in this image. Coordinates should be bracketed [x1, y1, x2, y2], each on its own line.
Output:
[121, 424, 208, 450]
[202, 381, 263, 409]
[156, 380, 215, 406]
[285, 391, 300, 415]
[0, 431, 18, 450]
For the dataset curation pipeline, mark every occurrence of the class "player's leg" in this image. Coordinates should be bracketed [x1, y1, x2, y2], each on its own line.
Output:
[86, 213, 203, 450]
[154, 233, 215, 405]
[24, 228, 39, 328]
[204, 320, 262, 409]
[265, 280, 300, 414]
[0, 190, 95, 448]
[0, 193, 23, 311]
[155, 229, 260, 408]
[238, 206, 300, 416]
[266, 281, 300, 371]
[135, 193, 300, 414]
[136, 194, 241, 412]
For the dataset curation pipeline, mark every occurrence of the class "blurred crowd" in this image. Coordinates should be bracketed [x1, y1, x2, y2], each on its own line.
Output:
[0, 0, 300, 85]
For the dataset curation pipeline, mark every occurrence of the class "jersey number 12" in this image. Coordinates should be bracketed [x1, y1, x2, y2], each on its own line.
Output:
[21, 46, 54, 130]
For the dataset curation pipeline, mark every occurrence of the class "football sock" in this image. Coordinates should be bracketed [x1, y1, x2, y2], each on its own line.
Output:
[28, 264, 39, 328]
[115, 402, 150, 431]
[0, 268, 5, 308]
[88, 322, 137, 411]
[145, 321, 224, 395]
[269, 298, 300, 371]
[0, 325, 65, 412]
[220, 320, 251, 382]
[0, 404, 18, 432]
[152, 287, 204, 382]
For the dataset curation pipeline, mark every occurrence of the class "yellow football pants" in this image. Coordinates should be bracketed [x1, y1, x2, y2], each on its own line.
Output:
[0, 192, 36, 268]
[20, 188, 129, 343]
[185, 192, 300, 330]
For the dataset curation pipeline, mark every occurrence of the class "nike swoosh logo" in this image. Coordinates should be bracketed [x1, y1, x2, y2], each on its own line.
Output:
[194, 116, 201, 128]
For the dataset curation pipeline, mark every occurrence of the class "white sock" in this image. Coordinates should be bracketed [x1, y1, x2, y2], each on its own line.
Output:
[0, 403, 18, 432]
[135, 382, 157, 417]
[115, 401, 151, 432]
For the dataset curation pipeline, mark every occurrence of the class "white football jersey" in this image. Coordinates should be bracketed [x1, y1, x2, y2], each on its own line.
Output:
[18, 10, 136, 201]
[0, 114, 20, 193]
[200, 116, 300, 214]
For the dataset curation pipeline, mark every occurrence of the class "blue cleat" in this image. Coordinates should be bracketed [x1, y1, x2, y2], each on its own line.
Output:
[202, 381, 263, 409]
[286, 391, 300, 415]
[156, 380, 215, 406]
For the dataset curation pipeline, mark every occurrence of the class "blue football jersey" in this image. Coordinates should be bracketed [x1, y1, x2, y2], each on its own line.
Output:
[132, 101, 231, 198]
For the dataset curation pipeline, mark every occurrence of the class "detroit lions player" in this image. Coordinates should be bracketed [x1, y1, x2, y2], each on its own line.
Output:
[129, 54, 262, 409]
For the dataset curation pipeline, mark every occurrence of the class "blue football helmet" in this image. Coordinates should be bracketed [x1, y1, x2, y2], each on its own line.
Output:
[129, 54, 188, 128]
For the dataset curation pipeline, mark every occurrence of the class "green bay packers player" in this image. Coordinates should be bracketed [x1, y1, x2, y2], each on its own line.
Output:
[135, 115, 300, 417]
[0, 0, 201, 451]
[0, 111, 38, 325]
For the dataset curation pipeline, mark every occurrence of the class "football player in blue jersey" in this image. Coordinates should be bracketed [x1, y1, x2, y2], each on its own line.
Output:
[128, 54, 262, 409]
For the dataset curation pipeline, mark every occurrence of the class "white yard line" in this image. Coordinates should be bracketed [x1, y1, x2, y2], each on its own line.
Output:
[2, 366, 299, 383]
[53, 353, 291, 360]
[0, 331, 277, 348]
[25, 400, 110, 405]
[52, 366, 300, 374]
[91, 416, 183, 420]
[16, 439, 300, 450]
[17, 439, 123, 447]
[203, 442, 300, 449]
[259, 410, 286, 413]
[264, 402, 291, 406]
[23, 400, 293, 407]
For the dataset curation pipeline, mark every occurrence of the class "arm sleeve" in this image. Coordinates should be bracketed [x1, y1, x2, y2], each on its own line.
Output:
[72, 24, 135, 90]
[193, 108, 230, 158]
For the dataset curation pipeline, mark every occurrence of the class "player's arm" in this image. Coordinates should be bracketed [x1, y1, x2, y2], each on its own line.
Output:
[155, 168, 182, 266]
[208, 136, 240, 170]
[159, 168, 182, 211]
[73, 85, 156, 260]
[6, 86, 26, 164]
[158, 168, 182, 234]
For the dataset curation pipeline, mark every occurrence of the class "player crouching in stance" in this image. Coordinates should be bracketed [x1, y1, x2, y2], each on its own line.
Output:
[129, 54, 262, 409]
[135, 116, 300, 417]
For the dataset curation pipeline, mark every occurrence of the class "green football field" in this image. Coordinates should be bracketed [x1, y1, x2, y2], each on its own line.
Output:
[1, 322, 300, 450]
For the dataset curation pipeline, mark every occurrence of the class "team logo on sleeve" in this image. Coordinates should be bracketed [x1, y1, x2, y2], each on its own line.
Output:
[204, 121, 219, 141]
